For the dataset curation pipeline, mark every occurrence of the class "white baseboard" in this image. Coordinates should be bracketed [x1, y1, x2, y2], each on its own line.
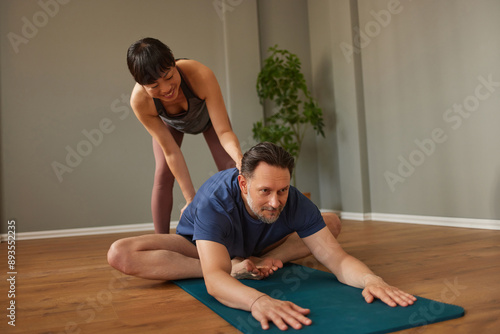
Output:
[2, 211, 499, 242]
[342, 212, 500, 230]
[338, 212, 372, 221]
[0, 221, 179, 242]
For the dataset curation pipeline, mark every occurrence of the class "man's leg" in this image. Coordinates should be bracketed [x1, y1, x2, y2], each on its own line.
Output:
[231, 213, 342, 278]
[107, 234, 202, 281]
[260, 212, 342, 264]
[323, 212, 342, 238]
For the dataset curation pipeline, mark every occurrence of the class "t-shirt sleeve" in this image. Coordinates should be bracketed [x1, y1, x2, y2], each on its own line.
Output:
[289, 191, 326, 238]
[192, 198, 231, 246]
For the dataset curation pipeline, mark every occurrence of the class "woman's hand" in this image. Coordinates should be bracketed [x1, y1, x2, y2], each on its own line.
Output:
[236, 158, 242, 172]
[180, 200, 192, 218]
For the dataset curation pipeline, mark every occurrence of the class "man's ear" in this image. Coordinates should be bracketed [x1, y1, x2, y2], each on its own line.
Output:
[238, 175, 248, 194]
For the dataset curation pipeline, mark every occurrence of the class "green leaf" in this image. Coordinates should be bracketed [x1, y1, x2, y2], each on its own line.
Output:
[254, 45, 326, 178]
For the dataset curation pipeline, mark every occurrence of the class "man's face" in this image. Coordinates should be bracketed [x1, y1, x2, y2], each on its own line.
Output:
[238, 162, 290, 224]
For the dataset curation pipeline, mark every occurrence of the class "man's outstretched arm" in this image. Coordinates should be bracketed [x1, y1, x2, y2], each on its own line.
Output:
[196, 240, 312, 331]
[302, 227, 417, 307]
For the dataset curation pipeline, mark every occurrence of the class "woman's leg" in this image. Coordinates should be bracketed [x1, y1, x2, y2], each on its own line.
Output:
[203, 124, 236, 171]
[151, 124, 184, 234]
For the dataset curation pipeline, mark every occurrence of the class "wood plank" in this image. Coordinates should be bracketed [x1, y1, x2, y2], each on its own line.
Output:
[1, 221, 499, 333]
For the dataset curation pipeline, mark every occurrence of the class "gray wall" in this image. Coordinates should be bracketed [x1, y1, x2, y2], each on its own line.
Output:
[309, 0, 500, 220]
[257, 0, 323, 203]
[309, 0, 369, 213]
[0, 0, 261, 233]
[2, 0, 499, 234]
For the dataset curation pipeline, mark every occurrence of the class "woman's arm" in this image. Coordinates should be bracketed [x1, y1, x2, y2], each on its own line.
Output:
[178, 60, 243, 169]
[130, 84, 196, 204]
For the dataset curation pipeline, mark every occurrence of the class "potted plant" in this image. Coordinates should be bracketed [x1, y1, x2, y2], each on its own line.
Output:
[253, 45, 325, 187]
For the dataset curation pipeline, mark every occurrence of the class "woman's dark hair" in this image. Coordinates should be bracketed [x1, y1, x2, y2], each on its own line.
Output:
[241, 142, 295, 179]
[126, 37, 175, 85]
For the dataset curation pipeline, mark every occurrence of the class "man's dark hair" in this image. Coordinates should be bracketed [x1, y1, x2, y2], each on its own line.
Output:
[241, 142, 295, 179]
[126, 37, 175, 85]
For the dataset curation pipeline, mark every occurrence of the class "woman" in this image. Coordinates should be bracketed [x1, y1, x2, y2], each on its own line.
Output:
[127, 37, 243, 233]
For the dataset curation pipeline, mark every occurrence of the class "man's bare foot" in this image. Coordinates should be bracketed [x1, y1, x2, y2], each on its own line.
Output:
[231, 257, 262, 280]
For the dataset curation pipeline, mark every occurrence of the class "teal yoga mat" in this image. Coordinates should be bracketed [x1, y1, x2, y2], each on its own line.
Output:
[173, 263, 464, 333]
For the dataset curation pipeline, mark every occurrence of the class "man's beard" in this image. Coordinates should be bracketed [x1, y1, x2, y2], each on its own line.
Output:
[246, 190, 283, 224]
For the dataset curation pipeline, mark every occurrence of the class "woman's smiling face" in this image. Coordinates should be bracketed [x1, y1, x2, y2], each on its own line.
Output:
[143, 67, 181, 102]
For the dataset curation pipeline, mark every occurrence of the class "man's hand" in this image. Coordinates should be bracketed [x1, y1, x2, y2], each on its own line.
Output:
[250, 256, 283, 278]
[231, 257, 283, 280]
[362, 274, 417, 307]
[251, 295, 312, 331]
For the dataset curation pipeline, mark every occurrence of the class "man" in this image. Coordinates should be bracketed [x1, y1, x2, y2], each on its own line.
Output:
[108, 142, 416, 331]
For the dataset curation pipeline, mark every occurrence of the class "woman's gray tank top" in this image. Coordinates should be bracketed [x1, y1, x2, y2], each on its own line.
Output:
[153, 67, 211, 134]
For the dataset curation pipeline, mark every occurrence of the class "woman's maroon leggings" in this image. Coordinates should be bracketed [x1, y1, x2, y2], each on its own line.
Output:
[151, 123, 235, 233]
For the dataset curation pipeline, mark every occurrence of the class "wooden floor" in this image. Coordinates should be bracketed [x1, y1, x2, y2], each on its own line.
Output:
[1, 220, 500, 334]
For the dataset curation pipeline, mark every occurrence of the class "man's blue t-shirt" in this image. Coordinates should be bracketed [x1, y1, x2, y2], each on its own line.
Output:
[176, 168, 326, 258]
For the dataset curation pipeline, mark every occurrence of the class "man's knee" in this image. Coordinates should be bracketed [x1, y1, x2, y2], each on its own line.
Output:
[107, 239, 137, 276]
[322, 212, 342, 238]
